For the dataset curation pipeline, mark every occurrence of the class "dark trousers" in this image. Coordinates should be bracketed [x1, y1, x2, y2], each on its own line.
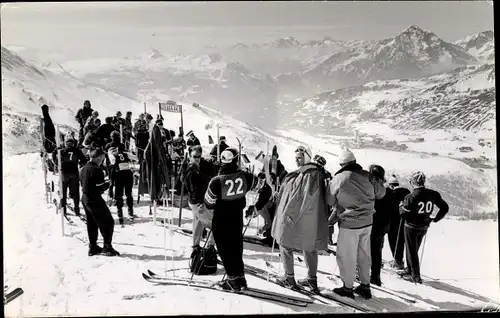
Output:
[82, 195, 115, 246]
[78, 127, 85, 146]
[136, 133, 149, 164]
[370, 228, 386, 280]
[61, 175, 80, 215]
[114, 171, 134, 218]
[388, 216, 405, 263]
[404, 224, 428, 278]
[212, 213, 244, 278]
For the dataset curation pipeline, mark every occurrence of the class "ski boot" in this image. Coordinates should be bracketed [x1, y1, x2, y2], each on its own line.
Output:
[102, 244, 120, 257]
[88, 244, 103, 256]
[235, 275, 248, 290]
[370, 276, 382, 286]
[297, 276, 319, 293]
[333, 285, 355, 299]
[401, 274, 422, 284]
[354, 283, 372, 299]
[277, 274, 297, 289]
[217, 276, 242, 291]
[389, 260, 404, 270]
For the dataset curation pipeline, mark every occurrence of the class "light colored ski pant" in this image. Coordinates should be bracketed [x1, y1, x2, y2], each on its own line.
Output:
[280, 245, 318, 279]
[189, 202, 215, 247]
[336, 226, 372, 288]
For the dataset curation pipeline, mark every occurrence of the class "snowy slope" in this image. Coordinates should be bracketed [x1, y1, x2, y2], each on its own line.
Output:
[277, 63, 496, 168]
[1, 46, 141, 156]
[3, 153, 499, 316]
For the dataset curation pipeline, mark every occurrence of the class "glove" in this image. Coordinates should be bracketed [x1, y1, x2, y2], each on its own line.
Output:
[245, 205, 257, 218]
[197, 203, 204, 214]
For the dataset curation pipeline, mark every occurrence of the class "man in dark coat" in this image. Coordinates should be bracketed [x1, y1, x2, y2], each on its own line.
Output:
[80, 147, 120, 257]
[386, 175, 411, 271]
[95, 117, 116, 148]
[204, 147, 255, 291]
[75, 100, 94, 146]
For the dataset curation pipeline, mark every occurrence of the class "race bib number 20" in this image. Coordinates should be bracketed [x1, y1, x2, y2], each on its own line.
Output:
[220, 174, 248, 201]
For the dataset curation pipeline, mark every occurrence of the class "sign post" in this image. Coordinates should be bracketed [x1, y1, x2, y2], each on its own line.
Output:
[159, 101, 185, 227]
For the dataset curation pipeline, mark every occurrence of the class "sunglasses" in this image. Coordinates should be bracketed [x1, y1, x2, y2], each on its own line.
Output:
[192, 155, 201, 159]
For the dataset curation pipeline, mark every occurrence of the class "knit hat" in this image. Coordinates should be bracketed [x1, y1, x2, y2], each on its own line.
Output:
[339, 148, 356, 165]
[313, 154, 326, 167]
[410, 171, 426, 186]
[387, 174, 399, 185]
[295, 145, 312, 164]
[221, 147, 238, 164]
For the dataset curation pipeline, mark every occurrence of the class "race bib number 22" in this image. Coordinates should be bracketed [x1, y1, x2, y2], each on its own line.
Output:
[220, 174, 248, 201]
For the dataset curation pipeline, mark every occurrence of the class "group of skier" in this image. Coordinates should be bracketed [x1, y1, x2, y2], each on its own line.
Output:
[43, 99, 451, 299]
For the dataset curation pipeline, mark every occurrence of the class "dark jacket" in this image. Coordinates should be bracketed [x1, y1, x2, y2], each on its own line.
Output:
[80, 161, 110, 198]
[400, 187, 449, 228]
[187, 136, 201, 149]
[185, 163, 208, 205]
[255, 182, 273, 211]
[210, 141, 229, 158]
[75, 107, 93, 128]
[204, 164, 255, 217]
[57, 146, 86, 179]
[95, 124, 116, 147]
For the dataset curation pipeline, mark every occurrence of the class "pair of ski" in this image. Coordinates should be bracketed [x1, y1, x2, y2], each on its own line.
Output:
[293, 255, 416, 304]
[4, 286, 24, 305]
[243, 261, 371, 313]
[142, 270, 312, 307]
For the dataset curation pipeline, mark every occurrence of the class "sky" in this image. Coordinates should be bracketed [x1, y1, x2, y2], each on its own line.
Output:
[1, 1, 494, 60]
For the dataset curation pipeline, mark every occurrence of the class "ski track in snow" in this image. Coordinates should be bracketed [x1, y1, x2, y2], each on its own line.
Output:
[3, 153, 499, 316]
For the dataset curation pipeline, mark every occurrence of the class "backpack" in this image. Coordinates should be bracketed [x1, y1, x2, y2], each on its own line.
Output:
[189, 246, 218, 275]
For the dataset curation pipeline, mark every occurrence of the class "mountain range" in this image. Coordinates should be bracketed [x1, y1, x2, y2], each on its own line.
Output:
[57, 49, 279, 130]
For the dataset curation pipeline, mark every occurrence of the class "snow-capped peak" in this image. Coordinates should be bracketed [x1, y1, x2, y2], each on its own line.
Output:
[454, 30, 494, 61]
[269, 36, 301, 48]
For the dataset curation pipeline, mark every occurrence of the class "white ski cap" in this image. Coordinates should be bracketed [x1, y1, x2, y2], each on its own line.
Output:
[221, 147, 238, 164]
[339, 148, 356, 165]
[295, 145, 312, 164]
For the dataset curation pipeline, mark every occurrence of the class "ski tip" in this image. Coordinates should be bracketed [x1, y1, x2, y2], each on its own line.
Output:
[142, 273, 151, 279]
[147, 270, 156, 277]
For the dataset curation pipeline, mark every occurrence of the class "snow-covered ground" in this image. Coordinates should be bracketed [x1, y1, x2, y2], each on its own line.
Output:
[3, 152, 499, 316]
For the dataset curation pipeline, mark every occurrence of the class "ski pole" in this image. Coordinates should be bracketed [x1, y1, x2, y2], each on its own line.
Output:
[163, 188, 168, 277]
[393, 218, 404, 265]
[419, 232, 428, 270]
[169, 189, 176, 276]
[189, 228, 212, 284]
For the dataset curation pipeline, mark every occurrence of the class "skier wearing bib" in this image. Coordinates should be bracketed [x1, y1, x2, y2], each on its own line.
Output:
[204, 147, 255, 291]
[399, 171, 449, 284]
[109, 143, 135, 225]
[54, 136, 87, 217]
